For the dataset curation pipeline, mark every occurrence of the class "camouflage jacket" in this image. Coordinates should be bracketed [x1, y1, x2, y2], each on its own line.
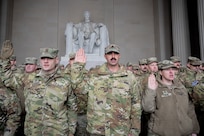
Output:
[178, 68, 204, 96]
[0, 78, 21, 136]
[192, 76, 204, 111]
[72, 62, 141, 136]
[0, 60, 77, 135]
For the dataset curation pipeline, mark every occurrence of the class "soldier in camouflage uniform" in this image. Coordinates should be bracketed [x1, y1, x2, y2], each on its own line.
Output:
[63, 52, 89, 136]
[0, 40, 22, 136]
[192, 76, 204, 136]
[14, 57, 38, 136]
[0, 44, 77, 136]
[137, 58, 148, 76]
[142, 60, 200, 136]
[139, 57, 159, 136]
[177, 58, 204, 97]
[71, 44, 141, 136]
[64, 52, 76, 74]
[126, 62, 133, 72]
[0, 79, 21, 136]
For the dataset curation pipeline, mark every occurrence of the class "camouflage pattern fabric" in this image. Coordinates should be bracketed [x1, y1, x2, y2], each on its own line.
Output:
[71, 62, 141, 136]
[193, 77, 204, 111]
[178, 68, 204, 97]
[0, 60, 77, 135]
[0, 79, 21, 136]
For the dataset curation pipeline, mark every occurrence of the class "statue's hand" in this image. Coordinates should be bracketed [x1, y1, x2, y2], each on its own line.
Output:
[0, 40, 14, 60]
[98, 23, 103, 27]
[75, 48, 86, 64]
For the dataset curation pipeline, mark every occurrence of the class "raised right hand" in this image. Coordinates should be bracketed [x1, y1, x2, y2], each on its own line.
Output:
[148, 73, 158, 90]
[0, 40, 14, 60]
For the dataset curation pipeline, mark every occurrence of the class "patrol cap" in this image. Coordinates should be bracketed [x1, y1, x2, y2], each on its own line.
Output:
[190, 60, 202, 66]
[9, 55, 16, 61]
[187, 56, 200, 63]
[25, 57, 37, 65]
[139, 58, 147, 65]
[147, 57, 158, 65]
[69, 52, 75, 60]
[126, 62, 133, 67]
[105, 44, 120, 54]
[170, 56, 181, 63]
[159, 60, 177, 70]
[40, 48, 58, 59]
[132, 64, 139, 70]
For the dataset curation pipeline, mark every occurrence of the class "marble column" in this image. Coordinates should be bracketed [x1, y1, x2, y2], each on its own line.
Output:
[0, 0, 13, 44]
[171, 0, 190, 65]
[197, 0, 204, 60]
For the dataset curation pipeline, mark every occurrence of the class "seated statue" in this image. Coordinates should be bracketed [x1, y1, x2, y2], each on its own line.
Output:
[65, 11, 109, 55]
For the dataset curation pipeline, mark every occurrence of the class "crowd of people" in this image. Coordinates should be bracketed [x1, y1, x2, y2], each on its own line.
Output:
[0, 39, 203, 136]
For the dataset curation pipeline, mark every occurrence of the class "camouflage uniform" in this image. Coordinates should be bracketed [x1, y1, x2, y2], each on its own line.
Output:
[139, 57, 159, 136]
[71, 62, 141, 136]
[1, 48, 77, 136]
[64, 65, 89, 136]
[0, 78, 21, 136]
[192, 75, 204, 136]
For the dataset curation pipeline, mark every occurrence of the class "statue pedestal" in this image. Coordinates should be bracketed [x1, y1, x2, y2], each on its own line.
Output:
[60, 54, 105, 70]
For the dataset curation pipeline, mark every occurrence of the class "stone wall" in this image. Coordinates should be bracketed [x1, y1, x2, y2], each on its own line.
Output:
[11, 0, 156, 67]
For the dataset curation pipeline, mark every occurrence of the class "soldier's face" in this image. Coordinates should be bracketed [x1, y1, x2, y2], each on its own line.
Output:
[40, 57, 59, 72]
[105, 52, 120, 66]
[140, 64, 147, 72]
[25, 64, 37, 73]
[148, 62, 158, 73]
[160, 68, 176, 82]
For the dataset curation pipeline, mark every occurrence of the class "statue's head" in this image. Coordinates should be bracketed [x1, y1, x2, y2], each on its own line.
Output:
[84, 11, 90, 21]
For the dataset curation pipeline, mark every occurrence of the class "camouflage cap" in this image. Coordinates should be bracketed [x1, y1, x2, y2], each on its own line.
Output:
[139, 58, 147, 65]
[132, 64, 139, 70]
[187, 56, 200, 63]
[126, 62, 133, 67]
[25, 57, 37, 65]
[190, 60, 202, 66]
[147, 57, 158, 65]
[159, 60, 177, 70]
[105, 44, 120, 54]
[9, 55, 16, 61]
[170, 56, 181, 63]
[69, 52, 76, 60]
[40, 48, 58, 59]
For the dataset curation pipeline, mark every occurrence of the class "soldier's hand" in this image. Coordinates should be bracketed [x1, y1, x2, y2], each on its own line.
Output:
[148, 73, 158, 90]
[0, 40, 14, 60]
[75, 48, 86, 64]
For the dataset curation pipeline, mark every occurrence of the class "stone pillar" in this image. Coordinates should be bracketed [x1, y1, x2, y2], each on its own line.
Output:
[197, 0, 204, 60]
[171, 0, 190, 64]
[0, 0, 13, 44]
[153, 0, 172, 60]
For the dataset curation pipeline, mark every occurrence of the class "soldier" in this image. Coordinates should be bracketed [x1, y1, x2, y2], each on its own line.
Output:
[64, 52, 76, 74]
[9, 55, 17, 70]
[132, 64, 140, 76]
[138, 58, 148, 74]
[0, 44, 77, 136]
[142, 60, 200, 136]
[0, 40, 21, 136]
[139, 57, 159, 136]
[72, 44, 141, 135]
[126, 62, 133, 72]
[192, 75, 204, 136]
[178, 58, 204, 97]
[170, 56, 181, 69]
[0, 78, 21, 136]
[63, 52, 88, 136]
[15, 57, 38, 136]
